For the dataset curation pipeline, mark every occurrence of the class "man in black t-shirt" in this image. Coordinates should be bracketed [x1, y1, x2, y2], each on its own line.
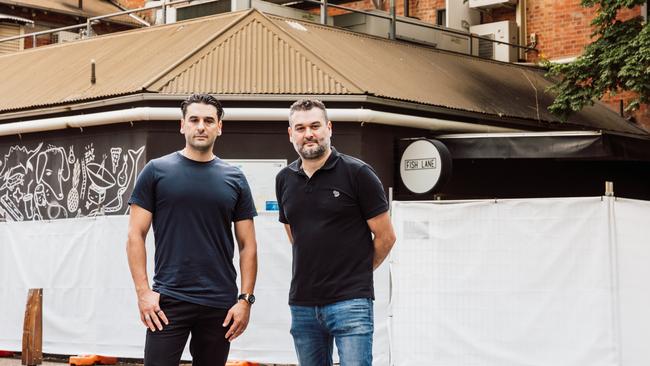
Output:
[275, 99, 396, 366]
[127, 94, 258, 366]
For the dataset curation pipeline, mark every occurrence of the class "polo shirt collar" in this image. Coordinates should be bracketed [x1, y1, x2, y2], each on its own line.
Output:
[288, 147, 340, 173]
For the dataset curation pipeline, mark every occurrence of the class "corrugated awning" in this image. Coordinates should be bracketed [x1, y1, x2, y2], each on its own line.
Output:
[0, 13, 33, 24]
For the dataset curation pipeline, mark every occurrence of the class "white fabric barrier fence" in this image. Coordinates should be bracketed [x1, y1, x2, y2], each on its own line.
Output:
[0, 212, 390, 364]
[390, 197, 650, 366]
[3, 197, 649, 366]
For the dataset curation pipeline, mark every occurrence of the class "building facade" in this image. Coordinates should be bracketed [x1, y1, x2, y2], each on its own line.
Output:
[0, 0, 143, 54]
[295, 0, 650, 129]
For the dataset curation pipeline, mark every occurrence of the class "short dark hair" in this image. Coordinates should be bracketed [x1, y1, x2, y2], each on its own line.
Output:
[289, 98, 328, 125]
[181, 94, 224, 120]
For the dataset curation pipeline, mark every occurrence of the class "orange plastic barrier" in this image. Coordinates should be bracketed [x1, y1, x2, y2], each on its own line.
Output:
[69, 355, 117, 365]
[226, 361, 259, 366]
[0, 350, 14, 357]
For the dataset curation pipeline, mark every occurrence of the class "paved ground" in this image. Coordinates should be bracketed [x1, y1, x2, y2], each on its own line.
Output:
[0, 355, 145, 366]
[0, 360, 63, 366]
[0, 355, 291, 366]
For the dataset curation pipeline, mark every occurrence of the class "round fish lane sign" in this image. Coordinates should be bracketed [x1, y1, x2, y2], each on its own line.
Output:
[399, 139, 452, 194]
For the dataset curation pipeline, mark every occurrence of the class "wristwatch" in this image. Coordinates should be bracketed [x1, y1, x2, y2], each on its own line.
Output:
[238, 293, 255, 305]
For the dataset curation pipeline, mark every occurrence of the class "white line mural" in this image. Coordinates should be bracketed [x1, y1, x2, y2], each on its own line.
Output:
[0, 143, 145, 221]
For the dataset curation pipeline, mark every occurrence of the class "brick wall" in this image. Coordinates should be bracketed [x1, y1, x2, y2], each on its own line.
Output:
[324, 0, 373, 17]
[408, 0, 444, 23]
[115, 0, 145, 9]
[484, 7, 516, 23]
[524, 0, 647, 129]
[319, 0, 442, 23]
[526, 0, 596, 62]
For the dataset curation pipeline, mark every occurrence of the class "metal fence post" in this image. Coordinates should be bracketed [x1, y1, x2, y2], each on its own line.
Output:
[162, 0, 167, 24]
[389, 0, 396, 40]
[320, 0, 328, 25]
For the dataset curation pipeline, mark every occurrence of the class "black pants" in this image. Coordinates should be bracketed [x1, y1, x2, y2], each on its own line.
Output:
[144, 294, 230, 366]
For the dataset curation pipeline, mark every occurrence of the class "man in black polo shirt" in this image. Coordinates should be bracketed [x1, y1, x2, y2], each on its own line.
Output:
[275, 99, 396, 366]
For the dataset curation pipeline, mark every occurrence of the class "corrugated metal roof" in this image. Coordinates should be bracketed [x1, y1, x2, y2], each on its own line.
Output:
[267, 16, 646, 135]
[0, 8, 646, 137]
[154, 15, 357, 95]
[0, 11, 246, 111]
[0, 0, 139, 25]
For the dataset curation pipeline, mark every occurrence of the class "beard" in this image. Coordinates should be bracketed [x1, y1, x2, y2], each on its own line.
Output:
[297, 138, 329, 160]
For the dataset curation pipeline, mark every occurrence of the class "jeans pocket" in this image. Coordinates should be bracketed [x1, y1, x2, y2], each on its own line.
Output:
[329, 298, 374, 335]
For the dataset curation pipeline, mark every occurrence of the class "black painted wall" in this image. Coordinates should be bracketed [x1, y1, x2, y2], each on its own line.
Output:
[0, 124, 147, 221]
[2, 118, 649, 222]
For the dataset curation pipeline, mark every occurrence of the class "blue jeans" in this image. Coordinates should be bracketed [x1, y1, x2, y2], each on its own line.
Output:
[290, 298, 373, 366]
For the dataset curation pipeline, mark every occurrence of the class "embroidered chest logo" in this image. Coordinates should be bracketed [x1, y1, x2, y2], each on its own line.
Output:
[332, 190, 340, 198]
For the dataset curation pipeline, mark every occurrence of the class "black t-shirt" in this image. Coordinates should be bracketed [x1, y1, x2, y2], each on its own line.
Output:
[129, 152, 257, 309]
[275, 148, 388, 306]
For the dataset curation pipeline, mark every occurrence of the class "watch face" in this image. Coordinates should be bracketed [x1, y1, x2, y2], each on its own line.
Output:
[239, 293, 255, 304]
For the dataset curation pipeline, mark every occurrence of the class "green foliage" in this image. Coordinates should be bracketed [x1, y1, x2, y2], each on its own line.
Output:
[547, 0, 649, 121]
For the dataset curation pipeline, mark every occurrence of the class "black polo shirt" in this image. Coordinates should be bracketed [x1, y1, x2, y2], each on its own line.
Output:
[275, 148, 389, 306]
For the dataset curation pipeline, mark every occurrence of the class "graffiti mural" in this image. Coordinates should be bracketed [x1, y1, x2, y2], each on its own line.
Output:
[0, 142, 145, 221]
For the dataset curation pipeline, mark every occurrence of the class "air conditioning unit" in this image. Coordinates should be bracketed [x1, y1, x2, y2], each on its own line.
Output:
[53, 30, 80, 43]
[469, 0, 517, 9]
[445, 0, 480, 32]
[469, 20, 518, 62]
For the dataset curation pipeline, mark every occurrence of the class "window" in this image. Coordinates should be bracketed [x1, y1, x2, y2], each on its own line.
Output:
[436, 9, 446, 27]
[176, 0, 230, 21]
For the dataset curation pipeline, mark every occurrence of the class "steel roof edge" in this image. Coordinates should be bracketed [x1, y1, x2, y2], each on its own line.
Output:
[0, 12, 33, 24]
[371, 93, 650, 136]
[2, 92, 647, 140]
